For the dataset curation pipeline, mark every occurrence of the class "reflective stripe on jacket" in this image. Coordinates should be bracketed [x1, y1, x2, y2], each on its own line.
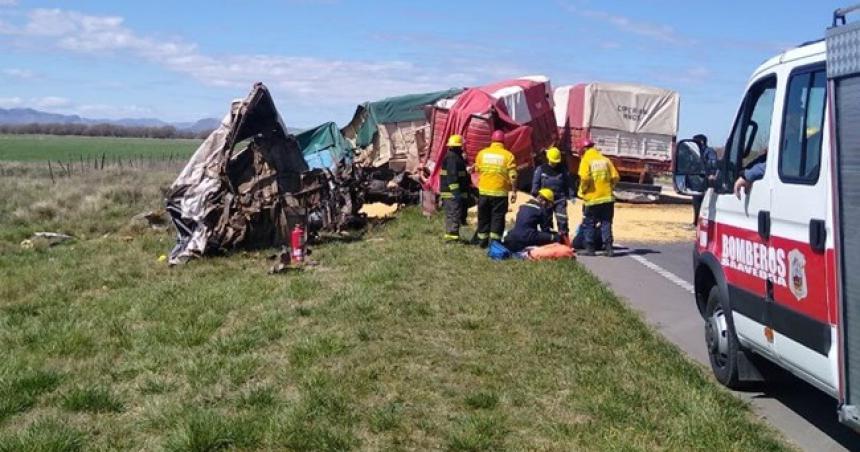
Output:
[507, 199, 553, 240]
[577, 147, 619, 206]
[531, 163, 575, 200]
[475, 142, 517, 197]
[440, 148, 470, 199]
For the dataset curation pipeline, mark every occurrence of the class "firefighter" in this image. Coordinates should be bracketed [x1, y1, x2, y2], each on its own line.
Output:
[440, 134, 471, 242]
[733, 160, 766, 198]
[577, 138, 620, 257]
[473, 130, 517, 248]
[691, 134, 719, 227]
[531, 146, 575, 238]
[503, 188, 560, 252]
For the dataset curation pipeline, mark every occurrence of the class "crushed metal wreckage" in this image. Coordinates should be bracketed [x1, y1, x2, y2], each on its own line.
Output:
[165, 83, 404, 265]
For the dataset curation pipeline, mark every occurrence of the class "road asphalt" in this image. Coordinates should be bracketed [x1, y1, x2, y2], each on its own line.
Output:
[577, 242, 859, 452]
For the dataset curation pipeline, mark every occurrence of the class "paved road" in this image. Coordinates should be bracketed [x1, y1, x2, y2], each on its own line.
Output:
[578, 242, 860, 452]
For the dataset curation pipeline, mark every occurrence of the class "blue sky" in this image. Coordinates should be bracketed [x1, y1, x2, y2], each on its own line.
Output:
[0, 0, 847, 141]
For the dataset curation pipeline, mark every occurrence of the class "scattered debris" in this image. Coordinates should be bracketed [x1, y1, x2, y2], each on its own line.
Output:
[18, 232, 75, 250]
[129, 210, 169, 231]
[268, 246, 319, 274]
[32, 232, 74, 243]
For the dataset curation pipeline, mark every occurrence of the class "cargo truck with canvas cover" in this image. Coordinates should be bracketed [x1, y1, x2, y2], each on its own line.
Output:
[295, 121, 355, 171]
[555, 82, 679, 187]
[424, 76, 558, 193]
[342, 89, 463, 176]
[671, 4, 860, 432]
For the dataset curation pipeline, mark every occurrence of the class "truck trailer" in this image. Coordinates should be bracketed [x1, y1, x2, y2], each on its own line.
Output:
[555, 82, 679, 199]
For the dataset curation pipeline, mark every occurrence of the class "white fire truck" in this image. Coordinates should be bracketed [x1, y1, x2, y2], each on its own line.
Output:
[673, 5, 860, 431]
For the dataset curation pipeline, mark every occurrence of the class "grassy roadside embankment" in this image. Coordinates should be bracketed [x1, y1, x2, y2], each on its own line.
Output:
[0, 165, 791, 450]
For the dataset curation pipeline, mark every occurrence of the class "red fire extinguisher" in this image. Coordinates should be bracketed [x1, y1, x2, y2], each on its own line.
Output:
[290, 224, 305, 265]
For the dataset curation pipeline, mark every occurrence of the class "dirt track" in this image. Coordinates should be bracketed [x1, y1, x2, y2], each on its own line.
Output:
[362, 193, 696, 244]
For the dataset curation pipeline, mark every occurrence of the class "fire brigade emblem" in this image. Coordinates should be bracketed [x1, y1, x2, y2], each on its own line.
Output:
[788, 249, 808, 301]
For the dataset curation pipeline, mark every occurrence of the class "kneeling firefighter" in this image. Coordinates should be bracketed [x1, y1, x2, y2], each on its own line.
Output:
[440, 134, 472, 242]
[503, 188, 560, 252]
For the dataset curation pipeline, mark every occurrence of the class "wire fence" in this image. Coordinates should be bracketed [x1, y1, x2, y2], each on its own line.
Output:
[0, 153, 187, 181]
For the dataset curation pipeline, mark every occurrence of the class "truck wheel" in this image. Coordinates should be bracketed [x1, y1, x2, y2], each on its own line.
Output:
[704, 286, 742, 388]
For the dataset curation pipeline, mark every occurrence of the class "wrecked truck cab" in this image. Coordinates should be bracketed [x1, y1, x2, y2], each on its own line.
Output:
[165, 83, 364, 264]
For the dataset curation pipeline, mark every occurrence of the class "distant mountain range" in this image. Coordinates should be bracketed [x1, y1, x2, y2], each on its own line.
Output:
[0, 107, 221, 133]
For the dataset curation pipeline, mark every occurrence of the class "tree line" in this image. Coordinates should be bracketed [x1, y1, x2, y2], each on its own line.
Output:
[0, 122, 213, 139]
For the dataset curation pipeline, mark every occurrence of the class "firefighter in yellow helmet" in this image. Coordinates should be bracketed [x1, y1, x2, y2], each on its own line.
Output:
[502, 188, 561, 252]
[577, 138, 620, 256]
[531, 146, 576, 238]
[440, 134, 472, 242]
[473, 130, 517, 248]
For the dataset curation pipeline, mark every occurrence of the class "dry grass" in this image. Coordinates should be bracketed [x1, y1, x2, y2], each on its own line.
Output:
[0, 164, 175, 243]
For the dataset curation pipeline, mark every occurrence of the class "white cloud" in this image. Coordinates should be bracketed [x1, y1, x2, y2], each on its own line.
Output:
[32, 96, 71, 109]
[559, 2, 695, 46]
[0, 19, 15, 33]
[0, 0, 18, 7]
[0, 96, 74, 110]
[2, 68, 35, 79]
[0, 95, 154, 120]
[654, 66, 712, 85]
[0, 8, 505, 108]
[0, 96, 23, 108]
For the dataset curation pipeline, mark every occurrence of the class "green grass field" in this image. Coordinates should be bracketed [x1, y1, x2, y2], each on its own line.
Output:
[0, 135, 200, 162]
[0, 166, 792, 451]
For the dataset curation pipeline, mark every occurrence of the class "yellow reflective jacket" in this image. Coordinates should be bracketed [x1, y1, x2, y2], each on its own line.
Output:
[475, 142, 517, 197]
[577, 147, 619, 206]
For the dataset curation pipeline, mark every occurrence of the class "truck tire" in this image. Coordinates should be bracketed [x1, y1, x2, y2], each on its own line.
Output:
[704, 286, 742, 389]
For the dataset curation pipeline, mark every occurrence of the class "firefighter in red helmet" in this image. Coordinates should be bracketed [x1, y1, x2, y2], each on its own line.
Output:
[472, 130, 517, 248]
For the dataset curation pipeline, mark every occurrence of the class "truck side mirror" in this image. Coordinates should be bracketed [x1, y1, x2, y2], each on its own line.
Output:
[673, 139, 707, 196]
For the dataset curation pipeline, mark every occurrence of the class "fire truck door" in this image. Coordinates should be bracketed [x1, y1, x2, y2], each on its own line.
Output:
[768, 64, 835, 389]
[719, 75, 776, 354]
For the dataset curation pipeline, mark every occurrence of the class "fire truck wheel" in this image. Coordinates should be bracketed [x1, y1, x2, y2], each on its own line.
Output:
[704, 286, 741, 388]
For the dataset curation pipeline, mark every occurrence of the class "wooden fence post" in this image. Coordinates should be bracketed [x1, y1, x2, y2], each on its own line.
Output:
[48, 161, 55, 184]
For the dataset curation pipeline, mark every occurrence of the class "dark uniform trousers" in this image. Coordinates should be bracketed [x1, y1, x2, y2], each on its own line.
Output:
[582, 202, 614, 248]
[504, 229, 557, 253]
[552, 200, 569, 235]
[443, 197, 467, 238]
[477, 195, 508, 241]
